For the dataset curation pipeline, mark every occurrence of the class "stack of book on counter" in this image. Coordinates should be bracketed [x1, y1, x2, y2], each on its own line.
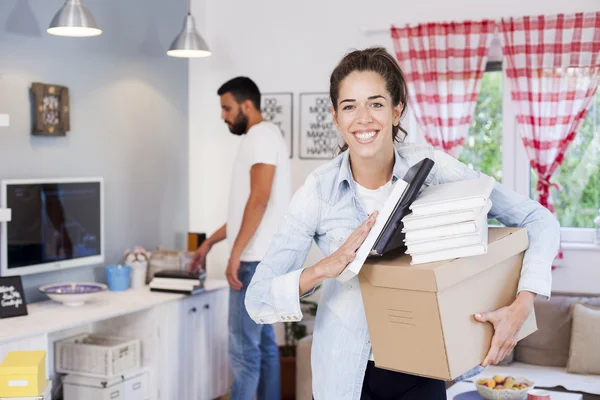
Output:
[401, 175, 495, 265]
[149, 269, 206, 295]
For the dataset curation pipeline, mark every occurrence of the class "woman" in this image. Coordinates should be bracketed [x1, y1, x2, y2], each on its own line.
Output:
[245, 47, 560, 400]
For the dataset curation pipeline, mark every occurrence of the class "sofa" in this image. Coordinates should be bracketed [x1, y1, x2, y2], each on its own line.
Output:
[296, 294, 600, 400]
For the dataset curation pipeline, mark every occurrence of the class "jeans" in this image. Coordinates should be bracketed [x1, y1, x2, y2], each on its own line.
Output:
[229, 261, 281, 400]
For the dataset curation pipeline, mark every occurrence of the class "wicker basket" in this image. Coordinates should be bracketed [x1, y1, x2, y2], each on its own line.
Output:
[55, 333, 141, 378]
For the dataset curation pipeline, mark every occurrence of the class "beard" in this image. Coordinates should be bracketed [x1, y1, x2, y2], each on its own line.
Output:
[227, 111, 249, 136]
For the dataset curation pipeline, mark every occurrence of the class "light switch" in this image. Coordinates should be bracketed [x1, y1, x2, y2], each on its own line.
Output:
[0, 208, 11, 222]
[0, 114, 9, 127]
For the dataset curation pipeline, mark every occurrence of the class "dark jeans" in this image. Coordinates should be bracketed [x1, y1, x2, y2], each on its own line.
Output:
[360, 361, 447, 400]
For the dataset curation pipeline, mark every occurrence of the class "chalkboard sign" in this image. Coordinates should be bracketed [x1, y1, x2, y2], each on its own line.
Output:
[299, 93, 340, 160]
[0, 276, 28, 319]
[261, 93, 293, 158]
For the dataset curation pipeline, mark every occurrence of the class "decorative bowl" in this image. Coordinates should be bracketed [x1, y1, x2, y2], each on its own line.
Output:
[39, 282, 107, 306]
[475, 376, 535, 400]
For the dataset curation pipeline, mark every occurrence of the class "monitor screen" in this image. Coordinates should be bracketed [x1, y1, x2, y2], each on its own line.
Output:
[2, 180, 103, 275]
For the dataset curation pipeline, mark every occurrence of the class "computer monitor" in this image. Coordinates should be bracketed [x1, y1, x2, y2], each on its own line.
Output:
[0, 178, 104, 276]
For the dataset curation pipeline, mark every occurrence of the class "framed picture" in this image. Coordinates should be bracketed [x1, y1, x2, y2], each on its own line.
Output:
[299, 93, 339, 160]
[0, 276, 28, 319]
[31, 82, 70, 136]
[261, 92, 293, 158]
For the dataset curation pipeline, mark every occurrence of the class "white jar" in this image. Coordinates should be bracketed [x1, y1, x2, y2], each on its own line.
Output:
[128, 260, 148, 289]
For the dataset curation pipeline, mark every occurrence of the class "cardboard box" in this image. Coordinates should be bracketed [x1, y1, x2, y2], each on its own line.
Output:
[358, 227, 537, 381]
[0, 351, 46, 397]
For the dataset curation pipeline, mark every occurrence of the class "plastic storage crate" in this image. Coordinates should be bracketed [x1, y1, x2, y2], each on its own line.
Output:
[55, 333, 141, 378]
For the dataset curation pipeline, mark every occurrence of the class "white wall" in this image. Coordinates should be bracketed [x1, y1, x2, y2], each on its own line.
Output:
[189, 0, 600, 285]
[0, 0, 189, 302]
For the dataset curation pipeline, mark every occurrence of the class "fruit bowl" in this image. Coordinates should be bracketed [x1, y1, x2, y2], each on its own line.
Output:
[475, 376, 534, 400]
[39, 282, 107, 306]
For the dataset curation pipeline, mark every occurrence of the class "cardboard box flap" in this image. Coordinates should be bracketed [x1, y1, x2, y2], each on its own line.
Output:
[361, 228, 529, 293]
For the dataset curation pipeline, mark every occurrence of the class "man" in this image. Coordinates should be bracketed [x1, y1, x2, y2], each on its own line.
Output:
[190, 77, 291, 400]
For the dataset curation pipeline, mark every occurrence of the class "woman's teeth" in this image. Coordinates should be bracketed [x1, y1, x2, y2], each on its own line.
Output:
[355, 131, 377, 141]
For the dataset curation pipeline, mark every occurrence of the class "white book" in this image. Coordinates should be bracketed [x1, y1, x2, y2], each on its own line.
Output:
[404, 200, 491, 242]
[336, 179, 409, 283]
[406, 231, 486, 254]
[410, 241, 488, 265]
[150, 277, 198, 289]
[401, 199, 491, 231]
[409, 175, 495, 216]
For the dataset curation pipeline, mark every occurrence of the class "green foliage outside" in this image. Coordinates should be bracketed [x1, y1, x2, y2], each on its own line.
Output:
[459, 72, 503, 225]
[459, 71, 503, 183]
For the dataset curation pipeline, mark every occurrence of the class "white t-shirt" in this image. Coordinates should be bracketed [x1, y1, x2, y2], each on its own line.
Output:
[227, 121, 292, 262]
[355, 179, 394, 362]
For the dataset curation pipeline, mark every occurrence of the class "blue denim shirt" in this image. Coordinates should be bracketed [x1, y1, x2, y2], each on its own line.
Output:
[245, 144, 560, 400]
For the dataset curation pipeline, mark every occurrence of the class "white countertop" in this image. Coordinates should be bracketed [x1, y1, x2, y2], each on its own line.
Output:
[0, 279, 229, 345]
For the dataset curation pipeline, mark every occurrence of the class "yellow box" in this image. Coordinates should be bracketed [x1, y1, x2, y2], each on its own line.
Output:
[0, 350, 46, 397]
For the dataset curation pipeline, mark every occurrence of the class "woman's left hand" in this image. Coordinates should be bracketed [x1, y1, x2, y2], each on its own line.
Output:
[474, 291, 536, 367]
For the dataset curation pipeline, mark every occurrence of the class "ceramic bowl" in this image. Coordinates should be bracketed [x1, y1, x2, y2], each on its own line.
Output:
[475, 377, 535, 400]
[39, 282, 107, 306]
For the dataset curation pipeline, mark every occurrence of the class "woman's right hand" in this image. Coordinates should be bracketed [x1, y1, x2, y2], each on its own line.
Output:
[318, 211, 378, 279]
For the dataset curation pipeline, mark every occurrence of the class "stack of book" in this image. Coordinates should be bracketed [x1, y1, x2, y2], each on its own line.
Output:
[149, 269, 205, 295]
[401, 175, 495, 265]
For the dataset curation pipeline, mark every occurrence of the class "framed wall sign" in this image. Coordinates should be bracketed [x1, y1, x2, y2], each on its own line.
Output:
[31, 82, 70, 136]
[0, 276, 28, 319]
[261, 92, 293, 158]
[299, 93, 339, 160]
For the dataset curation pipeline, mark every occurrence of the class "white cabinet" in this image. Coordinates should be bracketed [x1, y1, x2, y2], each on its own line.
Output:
[179, 289, 229, 400]
[0, 282, 230, 400]
[166, 290, 231, 400]
[92, 288, 230, 400]
[152, 287, 229, 400]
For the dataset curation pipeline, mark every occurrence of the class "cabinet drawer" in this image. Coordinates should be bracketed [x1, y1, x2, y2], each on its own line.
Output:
[124, 371, 148, 400]
[63, 381, 124, 400]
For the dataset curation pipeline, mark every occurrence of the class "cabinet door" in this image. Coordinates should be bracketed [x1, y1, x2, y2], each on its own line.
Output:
[182, 294, 205, 400]
[183, 288, 230, 400]
[204, 288, 229, 399]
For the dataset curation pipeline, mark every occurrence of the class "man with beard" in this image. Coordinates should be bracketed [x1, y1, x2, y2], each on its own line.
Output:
[190, 76, 290, 400]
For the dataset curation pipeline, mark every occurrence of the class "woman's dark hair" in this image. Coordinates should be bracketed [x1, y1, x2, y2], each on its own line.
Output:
[330, 47, 408, 152]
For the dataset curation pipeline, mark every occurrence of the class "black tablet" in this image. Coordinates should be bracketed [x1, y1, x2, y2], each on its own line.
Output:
[370, 158, 435, 256]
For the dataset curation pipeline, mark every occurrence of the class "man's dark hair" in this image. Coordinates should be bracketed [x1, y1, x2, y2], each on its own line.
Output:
[217, 77, 261, 110]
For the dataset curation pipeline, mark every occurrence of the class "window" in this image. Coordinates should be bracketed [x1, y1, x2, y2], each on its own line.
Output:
[530, 92, 600, 228]
[460, 61, 600, 235]
[459, 63, 503, 183]
[407, 58, 600, 240]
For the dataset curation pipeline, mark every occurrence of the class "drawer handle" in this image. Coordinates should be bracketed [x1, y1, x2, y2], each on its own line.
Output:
[204, 304, 210, 310]
[189, 307, 197, 314]
[133, 382, 141, 390]
[111, 390, 120, 399]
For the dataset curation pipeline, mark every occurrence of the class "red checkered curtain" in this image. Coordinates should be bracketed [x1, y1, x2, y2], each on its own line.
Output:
[499, 13, 600, 213]
[391, 21, 495, 157]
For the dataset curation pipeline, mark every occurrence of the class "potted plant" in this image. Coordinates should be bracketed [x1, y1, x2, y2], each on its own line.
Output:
[279, 289, 319, 399]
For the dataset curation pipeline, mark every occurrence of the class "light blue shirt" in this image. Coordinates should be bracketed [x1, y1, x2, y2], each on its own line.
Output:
[245, 144, 560, 400]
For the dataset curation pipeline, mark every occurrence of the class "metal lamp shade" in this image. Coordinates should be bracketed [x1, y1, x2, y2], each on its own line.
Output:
[47, 0, 102, 37]
[167, 14, 211, 58]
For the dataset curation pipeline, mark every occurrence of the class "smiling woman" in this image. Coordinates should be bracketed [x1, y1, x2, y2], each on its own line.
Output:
[245, 47, 560, 400]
